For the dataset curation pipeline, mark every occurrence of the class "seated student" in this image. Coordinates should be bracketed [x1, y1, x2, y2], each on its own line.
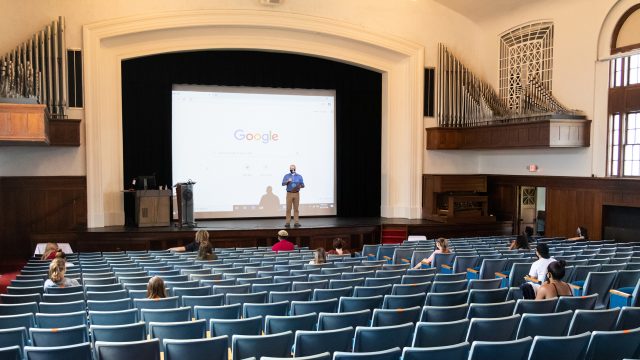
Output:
[196, 240, 218, 261]
[147, 276, 167, 299]
[509, 234, 530, 250]
[40, 242, 59, 260]
[272, 230, 295, 252]
[536, 260, 573, 300]
[309, 248, 327, 265]
[327, 238, 350, 256]
[44, 258, 80, 288]
[527, 243, 556, 284]
[524, 226, 534, 242]
[169, 229, 209, 252]
[413, 237, 450, 269]
[54, 250, 75, 268]
[567, 226, 588, 241]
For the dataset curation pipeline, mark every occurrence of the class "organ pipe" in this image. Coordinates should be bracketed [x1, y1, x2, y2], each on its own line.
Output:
[0, 17, 67, 118]
[436, 43, 576, 128]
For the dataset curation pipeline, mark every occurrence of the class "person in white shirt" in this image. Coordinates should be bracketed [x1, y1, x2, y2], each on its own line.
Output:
[528, 243, 555, 292]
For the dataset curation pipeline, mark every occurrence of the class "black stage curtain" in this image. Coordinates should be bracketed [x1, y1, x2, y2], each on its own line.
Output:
[122, 51, 381, 217]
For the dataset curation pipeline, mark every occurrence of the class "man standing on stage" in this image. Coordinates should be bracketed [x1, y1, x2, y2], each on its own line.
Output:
[282, 164, 304, 227]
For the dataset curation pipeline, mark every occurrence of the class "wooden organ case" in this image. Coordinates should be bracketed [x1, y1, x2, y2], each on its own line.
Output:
[423, 175, 495, 223]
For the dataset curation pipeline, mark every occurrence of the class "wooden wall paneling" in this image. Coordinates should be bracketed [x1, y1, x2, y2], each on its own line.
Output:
[487, 182, 517, 224]
[591, 190, 604, 239]
[547, 187, 600, 239]
[30, 225, 380, 254]
[309, 234, 352, 253]
[483, 175, 640, 240]
[0, 104, 48, 145]
[546, 188, 564, 237]
[422, 175, 435, 219]
[426, 120, 590, 150]
[48, 119, 81, 146]
[0, 177, 87, 258]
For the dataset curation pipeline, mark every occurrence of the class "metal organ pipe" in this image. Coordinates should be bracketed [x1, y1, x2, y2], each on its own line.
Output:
[0, 17, 67, 118]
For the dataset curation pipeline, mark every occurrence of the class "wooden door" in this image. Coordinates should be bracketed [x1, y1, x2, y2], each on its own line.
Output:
[518, 186, 537, 235]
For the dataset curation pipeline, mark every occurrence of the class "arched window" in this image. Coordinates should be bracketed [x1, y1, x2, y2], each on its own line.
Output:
[608, 4, 640, 176]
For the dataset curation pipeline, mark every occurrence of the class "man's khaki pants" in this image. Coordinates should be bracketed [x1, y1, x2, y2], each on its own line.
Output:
[286, 192, 300, 224]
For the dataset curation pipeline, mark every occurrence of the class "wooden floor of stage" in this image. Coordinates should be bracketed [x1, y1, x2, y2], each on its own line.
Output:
[31, 217, 512, 253]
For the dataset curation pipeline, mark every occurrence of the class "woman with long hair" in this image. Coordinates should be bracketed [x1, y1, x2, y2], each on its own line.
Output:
[509, 234, 530, 250]
[413, 238, 450, 269]
[568, 226, 588, 241]
[196, 240, 218, 261]
[146, 276, 167, 299]
[40, 242, 59, 260]
[169, 229, 210, 252]
[44, 258, 79, 288]
[310, 248, 327, 264]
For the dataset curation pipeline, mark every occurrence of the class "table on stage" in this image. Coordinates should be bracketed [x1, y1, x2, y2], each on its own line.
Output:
[33, 243, 73, 255]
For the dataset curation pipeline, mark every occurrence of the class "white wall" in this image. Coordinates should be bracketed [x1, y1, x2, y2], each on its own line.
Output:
[0, 0, 481, 180]
[0, 0, 631, 221]
[469, 0, 618, 177]
[0, 108, 86, 176]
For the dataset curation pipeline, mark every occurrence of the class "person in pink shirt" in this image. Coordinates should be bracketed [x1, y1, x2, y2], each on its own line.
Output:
[272, 229, 295, 252]
[413, 237, 450, 269]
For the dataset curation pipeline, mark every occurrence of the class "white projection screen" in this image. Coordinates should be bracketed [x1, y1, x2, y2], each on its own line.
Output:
[172, 85, 336, 219]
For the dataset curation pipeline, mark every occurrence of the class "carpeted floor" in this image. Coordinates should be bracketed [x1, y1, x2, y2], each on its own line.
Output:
[0, 260, 27, 294]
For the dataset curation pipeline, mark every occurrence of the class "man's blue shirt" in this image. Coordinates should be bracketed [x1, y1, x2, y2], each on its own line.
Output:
[282, 173, 304, 192]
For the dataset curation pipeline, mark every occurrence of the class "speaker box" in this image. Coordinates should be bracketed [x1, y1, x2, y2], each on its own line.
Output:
[176, 182, 196, 227]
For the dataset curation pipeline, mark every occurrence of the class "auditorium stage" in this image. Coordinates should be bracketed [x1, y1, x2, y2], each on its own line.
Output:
[30, 217, 512, 253]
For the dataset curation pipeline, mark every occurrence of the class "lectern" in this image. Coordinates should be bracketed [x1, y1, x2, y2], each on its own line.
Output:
[176, 182, 196, 227]
[135, 190, 171, 227]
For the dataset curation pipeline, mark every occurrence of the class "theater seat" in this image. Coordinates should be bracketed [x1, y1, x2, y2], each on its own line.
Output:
[353, 323, 414, 353]
[232, 331, 294, 360]
[294, 327, 353, 356]
[468, 337, 532, 360]
[585, 327, 640, 360]
[337, 348, 403, 360]
[528, 332, 591, 360]
[163, 337, 229, 360]
[24, 342, 92, 360]
[412, 319, 469, 347]
[94, 339, 160, 360]
[402, 342, 470, 360]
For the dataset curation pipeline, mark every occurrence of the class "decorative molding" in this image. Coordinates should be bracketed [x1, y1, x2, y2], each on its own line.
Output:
[597, 0, 640, 60]
[611, 3, 640, 54]
[83, 10, 424, 227]
[499, 21, 554, 113]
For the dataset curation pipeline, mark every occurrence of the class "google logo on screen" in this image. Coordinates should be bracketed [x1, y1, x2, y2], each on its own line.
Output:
[234, 129, 280, 144]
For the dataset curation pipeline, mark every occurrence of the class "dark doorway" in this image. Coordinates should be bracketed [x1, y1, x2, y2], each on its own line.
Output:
[603, 205, 640, 242]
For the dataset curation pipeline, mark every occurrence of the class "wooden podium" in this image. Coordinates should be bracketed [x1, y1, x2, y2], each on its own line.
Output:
[135, 190, 171, 227]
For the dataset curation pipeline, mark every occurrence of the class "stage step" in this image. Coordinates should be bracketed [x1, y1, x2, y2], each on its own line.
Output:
[381, 225, 407, 244]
